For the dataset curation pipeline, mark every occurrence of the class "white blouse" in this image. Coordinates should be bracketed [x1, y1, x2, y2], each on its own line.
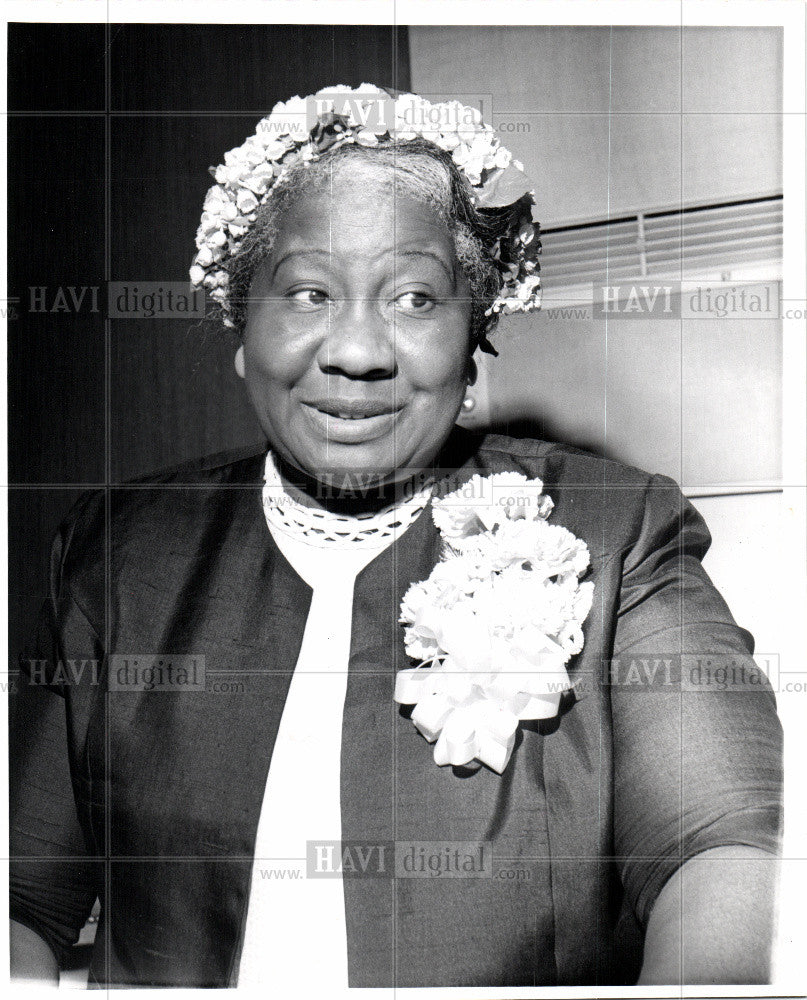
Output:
[236, 453, 433, 994]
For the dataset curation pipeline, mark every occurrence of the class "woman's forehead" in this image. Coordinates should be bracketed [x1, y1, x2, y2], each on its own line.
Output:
[269, 176, 456, 260]
[269, 244, 458, 285]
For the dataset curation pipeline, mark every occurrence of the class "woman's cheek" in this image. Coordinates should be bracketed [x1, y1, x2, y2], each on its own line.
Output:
[245, 311, 319, 383]
[401, 315, 470, 392]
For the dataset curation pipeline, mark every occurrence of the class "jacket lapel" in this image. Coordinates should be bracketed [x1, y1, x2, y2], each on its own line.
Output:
[340, 497, 441, 985]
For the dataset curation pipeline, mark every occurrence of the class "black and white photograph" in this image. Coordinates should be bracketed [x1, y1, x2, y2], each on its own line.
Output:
[3, 1, 806, 994]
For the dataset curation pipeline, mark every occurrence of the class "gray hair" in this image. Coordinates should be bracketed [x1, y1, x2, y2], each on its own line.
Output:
[225, 138, 510, 350]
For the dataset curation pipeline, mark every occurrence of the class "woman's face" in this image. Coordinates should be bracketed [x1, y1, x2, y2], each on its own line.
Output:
[240, 165, 473, 487]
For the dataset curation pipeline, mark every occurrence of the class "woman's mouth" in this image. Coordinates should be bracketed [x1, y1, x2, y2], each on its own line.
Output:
[300, 399, 403, 444]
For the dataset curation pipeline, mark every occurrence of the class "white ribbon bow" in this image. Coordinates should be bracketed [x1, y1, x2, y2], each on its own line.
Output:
[394, 658, 565, 774]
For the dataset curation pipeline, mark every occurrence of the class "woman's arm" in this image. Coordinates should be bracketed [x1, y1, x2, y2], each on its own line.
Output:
[10, 920, 59, 984]
[639, 845, 779, 984]
[610, 476, 783, 982]
[10, 496, 105, 980]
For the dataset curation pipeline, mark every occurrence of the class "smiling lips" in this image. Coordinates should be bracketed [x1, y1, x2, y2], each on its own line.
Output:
[301, 398, 403, 443]
[306, 398, 401, 419]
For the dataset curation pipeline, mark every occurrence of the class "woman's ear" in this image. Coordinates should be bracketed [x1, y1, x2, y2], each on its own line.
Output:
[467, 356, 478, 386]
[234, 344, 245, 379]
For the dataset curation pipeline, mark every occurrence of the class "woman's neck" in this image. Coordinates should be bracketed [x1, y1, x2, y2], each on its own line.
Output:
[272, 453, 430, 516]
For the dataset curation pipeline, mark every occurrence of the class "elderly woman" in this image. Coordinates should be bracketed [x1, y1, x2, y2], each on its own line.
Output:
[11, 86, 782, 990]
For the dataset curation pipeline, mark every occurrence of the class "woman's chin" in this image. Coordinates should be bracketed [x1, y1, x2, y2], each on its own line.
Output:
[290, 444, 419, 495]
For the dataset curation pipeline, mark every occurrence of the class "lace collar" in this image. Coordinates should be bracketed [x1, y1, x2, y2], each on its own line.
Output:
[261, 450, 435, 549]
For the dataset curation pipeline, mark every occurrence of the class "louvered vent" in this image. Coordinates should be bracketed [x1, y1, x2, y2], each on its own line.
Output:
[539, 196, 782, 294]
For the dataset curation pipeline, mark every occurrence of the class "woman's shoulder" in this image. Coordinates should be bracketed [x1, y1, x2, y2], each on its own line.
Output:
[126, 441, 268, 486]
[55, 443, 269, 579]
[461, 430, 687, 561]
[470, 430, 657, 489]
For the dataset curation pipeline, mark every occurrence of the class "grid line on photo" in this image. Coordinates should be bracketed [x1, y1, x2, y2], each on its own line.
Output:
[103, 16, 113, 996]
[678, 21, 686, 991]
[8, 110, 798, 116]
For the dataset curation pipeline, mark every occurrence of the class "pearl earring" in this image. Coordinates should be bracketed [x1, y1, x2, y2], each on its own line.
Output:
[461, 395, 475, 413]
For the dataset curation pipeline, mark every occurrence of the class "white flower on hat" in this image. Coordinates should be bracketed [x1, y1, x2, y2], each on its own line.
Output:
[236, 189, 259, 214]
[195, 245, 214, 267]
[266, 95, 308, 139]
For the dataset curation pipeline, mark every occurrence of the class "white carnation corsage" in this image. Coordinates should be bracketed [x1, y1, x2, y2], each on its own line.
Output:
[395, 473, 594, 774]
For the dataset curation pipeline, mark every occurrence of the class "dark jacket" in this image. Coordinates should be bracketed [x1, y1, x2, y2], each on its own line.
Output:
[10, 431, 783, 987]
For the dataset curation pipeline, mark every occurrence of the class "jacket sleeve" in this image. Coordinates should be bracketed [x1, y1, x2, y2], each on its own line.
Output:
[609, 475, 783, 929]
[10, 499, 104, 965]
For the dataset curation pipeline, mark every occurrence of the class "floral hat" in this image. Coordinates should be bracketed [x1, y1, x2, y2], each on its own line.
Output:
[190, 84, 542, 329]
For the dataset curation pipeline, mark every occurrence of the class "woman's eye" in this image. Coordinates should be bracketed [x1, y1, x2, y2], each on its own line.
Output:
[287, 288, 328, 306]
[395, 291, 436, 314]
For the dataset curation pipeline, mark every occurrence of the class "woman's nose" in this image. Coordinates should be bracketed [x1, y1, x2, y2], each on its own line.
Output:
[316, 299, 397, 380]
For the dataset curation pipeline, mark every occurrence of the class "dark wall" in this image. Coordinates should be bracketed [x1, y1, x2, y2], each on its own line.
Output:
[7, 23, 411, 666]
